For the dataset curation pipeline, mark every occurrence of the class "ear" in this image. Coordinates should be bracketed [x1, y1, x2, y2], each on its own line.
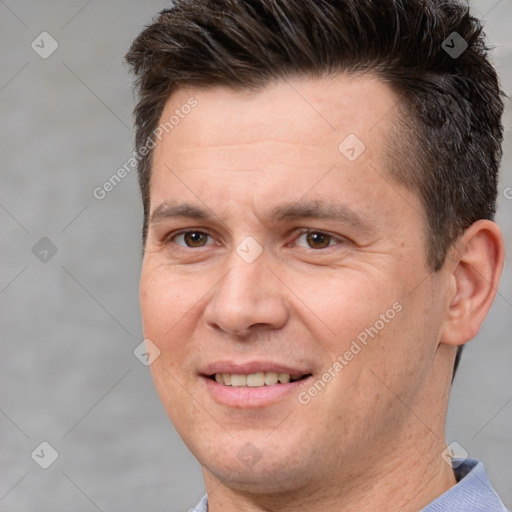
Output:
[440, 220, 505, 346]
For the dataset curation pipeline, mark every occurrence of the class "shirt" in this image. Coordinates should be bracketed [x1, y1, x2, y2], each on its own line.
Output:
[189, 458, 509, 511]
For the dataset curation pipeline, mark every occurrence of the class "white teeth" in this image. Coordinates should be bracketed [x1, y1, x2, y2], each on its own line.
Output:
[231, 374, 247, 387]
[247, 372, 265, 387]
[264, 372, 278, 385]
[213, 371, 301, 387]
[278, 373, 291, 383]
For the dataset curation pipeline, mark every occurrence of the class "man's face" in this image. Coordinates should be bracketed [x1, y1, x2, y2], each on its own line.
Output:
[140, 75, 450, 491]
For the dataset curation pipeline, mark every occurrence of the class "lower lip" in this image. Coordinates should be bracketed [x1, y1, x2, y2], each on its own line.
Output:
[202, 376, 311, 408]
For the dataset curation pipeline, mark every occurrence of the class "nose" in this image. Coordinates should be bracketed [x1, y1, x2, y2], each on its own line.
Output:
[202, 246, 289, 338]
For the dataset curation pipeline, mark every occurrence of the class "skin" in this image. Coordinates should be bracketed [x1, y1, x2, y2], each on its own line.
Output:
[139, 74, 504, 511]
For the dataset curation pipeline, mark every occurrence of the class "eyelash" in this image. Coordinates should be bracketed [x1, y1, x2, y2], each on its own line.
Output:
[167, 229, 348, 251]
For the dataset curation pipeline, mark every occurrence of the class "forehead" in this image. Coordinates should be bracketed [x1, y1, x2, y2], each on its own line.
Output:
[153, 73, 399, 166]
[148, 74, 421, 229]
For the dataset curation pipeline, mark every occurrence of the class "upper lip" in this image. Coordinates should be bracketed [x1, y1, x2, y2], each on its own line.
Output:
[202, 360, 312, 378]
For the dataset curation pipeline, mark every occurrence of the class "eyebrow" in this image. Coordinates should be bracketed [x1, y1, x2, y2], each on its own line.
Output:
[149, 199, 375, 234]
[150, 202, 211, 224]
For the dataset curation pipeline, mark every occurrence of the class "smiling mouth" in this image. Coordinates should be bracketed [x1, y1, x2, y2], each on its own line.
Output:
[209, 372, 312, 387]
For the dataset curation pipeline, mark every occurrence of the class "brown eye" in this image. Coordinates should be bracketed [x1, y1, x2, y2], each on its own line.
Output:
[306, 232, 332, 249]
[174, 231, 211, 248]
[295, 230, 338, 250]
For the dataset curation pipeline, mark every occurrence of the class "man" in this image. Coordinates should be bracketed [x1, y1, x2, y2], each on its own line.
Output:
[125, 0, 509, 510]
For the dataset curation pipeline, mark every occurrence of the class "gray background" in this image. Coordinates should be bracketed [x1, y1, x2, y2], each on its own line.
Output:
[0, 1, 510, 511]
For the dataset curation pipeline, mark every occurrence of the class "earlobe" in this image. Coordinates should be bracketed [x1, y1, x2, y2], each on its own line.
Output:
[440, 220, 505, 346]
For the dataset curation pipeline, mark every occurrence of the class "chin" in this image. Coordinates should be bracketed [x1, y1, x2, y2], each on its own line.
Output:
[194, 431, 319, 494]
[203, 454, 310, 494]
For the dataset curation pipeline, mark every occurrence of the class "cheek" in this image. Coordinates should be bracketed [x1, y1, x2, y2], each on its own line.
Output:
[139, 263, 200, 348]
[307, 267, 437, 401]
[342, 286, 440, 406]
[292, 268, 402, 356]
[140, 265, 203, 428]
